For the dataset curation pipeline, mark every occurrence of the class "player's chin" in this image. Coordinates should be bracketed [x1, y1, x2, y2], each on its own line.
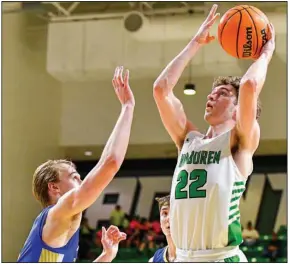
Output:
[204, 112, 211, 121]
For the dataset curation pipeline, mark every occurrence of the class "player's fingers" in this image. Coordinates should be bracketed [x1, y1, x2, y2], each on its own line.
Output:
[118, 66, 124, 85]
[118, 236, 126, 242]
[107, 225, 118, 233]
[207, 35, 216, 42]
[115, 66, 122, 87]
[120, 232, 127, 240]
[207, 4, 218, 20]
[110, 230, 119, 238]
[269, 23, 275, 39]
[112, 79, 117, 89]
[101, 227, 106, 241]
[117, 233, 127, 243]
[113, 66, 119, 82]
[109, 225, 118, 231]
[124, 69, 129, 86]
[265, 24, 273, 42]
[206, 13, 220, 27]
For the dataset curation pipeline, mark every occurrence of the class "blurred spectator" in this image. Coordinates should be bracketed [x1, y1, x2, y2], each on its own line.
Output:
[139, 218, 151, 241]
[129, 215, 141, 230]
[151, 219, 162, 235]
[122, 214, 130, 230]
[242, 221, 259, 246]
[80, 217, 94, 238]
[110, 205, 125, 229]
[263, 232, 282, 262]
[95, 228, 103, 248]
[139, 228, 156, 252]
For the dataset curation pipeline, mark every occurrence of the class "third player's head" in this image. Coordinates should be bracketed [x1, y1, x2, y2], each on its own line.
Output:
[32, 160, 82, 208]
[204, 76, 261, 126]
[156, 195, 171, 237]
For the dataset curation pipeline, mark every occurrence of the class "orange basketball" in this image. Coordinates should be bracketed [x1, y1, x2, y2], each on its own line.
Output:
[218, 5, 270, 59]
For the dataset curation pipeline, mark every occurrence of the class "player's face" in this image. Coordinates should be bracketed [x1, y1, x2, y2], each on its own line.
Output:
[57, 164, 82, 195]
[204, 84, 237, 125]
[160, 205, 170, 236]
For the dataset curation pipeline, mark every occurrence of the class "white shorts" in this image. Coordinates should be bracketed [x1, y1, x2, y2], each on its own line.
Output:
[175, 247, 248, 262]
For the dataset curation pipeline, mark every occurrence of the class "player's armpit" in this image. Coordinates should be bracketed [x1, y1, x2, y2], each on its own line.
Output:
[153, 89, 197, 150]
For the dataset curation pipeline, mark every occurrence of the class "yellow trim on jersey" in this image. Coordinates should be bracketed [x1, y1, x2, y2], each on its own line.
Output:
[163, 246, 169, 262]
[38, 248, 63, 262]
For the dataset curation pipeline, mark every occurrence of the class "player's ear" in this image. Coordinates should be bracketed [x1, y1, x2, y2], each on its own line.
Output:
[48, 182, 60, 194]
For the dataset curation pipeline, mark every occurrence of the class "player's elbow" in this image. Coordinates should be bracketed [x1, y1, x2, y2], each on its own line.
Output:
[153, 80, 168, 100]
[103, 155, 120, 173]
[240, 78, 258, 95]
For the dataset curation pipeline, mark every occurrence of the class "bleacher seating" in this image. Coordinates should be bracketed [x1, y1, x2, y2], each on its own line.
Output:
[80, 227, 287, 263]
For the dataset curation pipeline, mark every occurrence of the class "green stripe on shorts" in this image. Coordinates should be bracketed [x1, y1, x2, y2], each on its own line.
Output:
[224, 255, 240, 262]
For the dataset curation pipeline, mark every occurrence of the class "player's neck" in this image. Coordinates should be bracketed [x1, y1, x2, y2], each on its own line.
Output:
[166, 235, 176, 261]
[206, 120, 235, 138]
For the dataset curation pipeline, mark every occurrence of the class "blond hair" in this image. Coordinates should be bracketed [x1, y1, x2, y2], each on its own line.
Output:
[32, 159, 75, 207]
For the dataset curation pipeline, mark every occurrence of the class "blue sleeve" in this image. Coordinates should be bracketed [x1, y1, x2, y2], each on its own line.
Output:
[152, 248, 165, 263]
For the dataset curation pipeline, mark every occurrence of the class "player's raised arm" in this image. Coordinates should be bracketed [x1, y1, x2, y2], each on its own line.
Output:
[52, 66, 135, 219]
[236, 24, 275, 149]
[153, 4, 220, 149]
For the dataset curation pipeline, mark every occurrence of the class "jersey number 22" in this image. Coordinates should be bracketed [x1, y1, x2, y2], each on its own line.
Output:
[175, 169, 207, 199]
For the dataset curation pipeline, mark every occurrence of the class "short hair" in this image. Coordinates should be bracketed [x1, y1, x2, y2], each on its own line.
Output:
[212, 76, 261, 119]
[155, 195, 170, 211]
[32, 159, 75, 207]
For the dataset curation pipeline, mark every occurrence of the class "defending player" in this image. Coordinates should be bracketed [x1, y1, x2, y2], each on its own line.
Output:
[149, 195, 176, 262]
[153, 4, 275, 262]
[18, 66, 135, 262]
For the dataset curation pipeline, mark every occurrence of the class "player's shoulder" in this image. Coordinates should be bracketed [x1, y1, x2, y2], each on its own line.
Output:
[152, 246, 169, 263]
[184, 129, 204, 143]
[35, 205, 54, 223]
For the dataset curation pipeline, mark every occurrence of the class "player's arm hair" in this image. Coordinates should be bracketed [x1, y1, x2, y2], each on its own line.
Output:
[236, 51, 271, 148]
[153, 40, 200, 149]
[52, 105, 134, 219]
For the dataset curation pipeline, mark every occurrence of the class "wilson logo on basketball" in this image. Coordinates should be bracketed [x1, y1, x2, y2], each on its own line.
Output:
[261, 28, 268, 47]
[243, 27, 253, 57]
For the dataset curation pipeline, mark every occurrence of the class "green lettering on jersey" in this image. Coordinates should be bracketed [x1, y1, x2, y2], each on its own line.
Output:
[178, 150, 222, 167]
[200, 151, 207, 164]
[207, 151, 215, 164]
[213, 151, 221, 164]
[192, 151, 200, 164]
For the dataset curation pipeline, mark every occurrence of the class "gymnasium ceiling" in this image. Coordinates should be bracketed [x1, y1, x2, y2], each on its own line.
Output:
[3, 2, 287, 159]
[2, 1, 287, 25]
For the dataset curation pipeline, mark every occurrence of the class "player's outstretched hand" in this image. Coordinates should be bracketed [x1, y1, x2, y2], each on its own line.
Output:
[101, 225, 127, 260]
[194, 4, 220, 45]
[112, 66, 135, 107]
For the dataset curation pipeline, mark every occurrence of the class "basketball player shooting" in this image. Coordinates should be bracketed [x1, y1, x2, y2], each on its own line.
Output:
[17, 66, 135, 262]
[153, 4, 275, 262]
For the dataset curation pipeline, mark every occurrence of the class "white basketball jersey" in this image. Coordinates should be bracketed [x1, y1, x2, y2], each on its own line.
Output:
[170, 129, 248, 253]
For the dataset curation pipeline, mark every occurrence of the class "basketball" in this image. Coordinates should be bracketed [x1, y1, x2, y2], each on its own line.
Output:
[218, 5, 270, 59]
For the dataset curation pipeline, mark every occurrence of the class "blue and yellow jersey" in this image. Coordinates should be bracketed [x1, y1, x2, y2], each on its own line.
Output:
[17, 206, 79, 262]
[152, 246, 169, 262]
